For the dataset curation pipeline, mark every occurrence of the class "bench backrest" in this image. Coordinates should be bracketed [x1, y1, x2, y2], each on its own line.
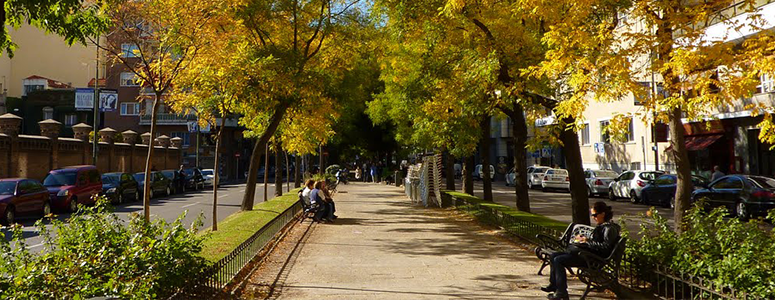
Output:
[560, 223, 595, 244]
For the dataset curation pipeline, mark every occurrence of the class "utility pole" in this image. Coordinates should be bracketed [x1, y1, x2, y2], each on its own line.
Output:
[195, 127, 200, 167]
[92, 34, 100, 166]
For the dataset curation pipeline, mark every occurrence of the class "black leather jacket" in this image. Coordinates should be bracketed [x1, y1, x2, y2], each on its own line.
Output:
[586, 222, 621, 258]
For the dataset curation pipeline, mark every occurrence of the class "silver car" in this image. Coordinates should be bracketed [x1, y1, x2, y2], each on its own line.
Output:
[528, 166, 551, 188]
[608, 170, 665, 203]
[505, 167, 516, 186]
[541, 168, 570, 192]
[584, 169, 619, 197]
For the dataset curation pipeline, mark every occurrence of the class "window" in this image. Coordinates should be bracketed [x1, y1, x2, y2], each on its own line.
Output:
[713, 177, 743, 189]
[121, 43, 140, 58]
[581, 123, 590, 145]
[120, 72, 139, 87]
[757, 74, 774, 94]
[655, 175, 677, 185]
[24, 84, 44, 95]
[626, 119, 635, 142]
[42, 107, 54, 120]
[64, 114, 78, 126]
[170, 132, 190, 147]
[120, 103, 141, 116]
[600, 120, 611, 143]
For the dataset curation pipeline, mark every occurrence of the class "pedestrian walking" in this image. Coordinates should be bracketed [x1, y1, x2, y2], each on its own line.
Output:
[711, 165, 725, 181]
[370, 164, 378, 183]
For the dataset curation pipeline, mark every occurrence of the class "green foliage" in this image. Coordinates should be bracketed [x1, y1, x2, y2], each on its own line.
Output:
[0, 197, 207, 299]
[443, 191, 569, 232]
[626, 202, 775, 298]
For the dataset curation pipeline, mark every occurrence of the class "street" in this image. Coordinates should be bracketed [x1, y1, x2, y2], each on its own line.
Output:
[2, 182, 294, 250]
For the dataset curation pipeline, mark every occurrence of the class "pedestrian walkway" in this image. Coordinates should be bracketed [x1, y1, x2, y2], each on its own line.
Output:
[240, 183, 612, 299]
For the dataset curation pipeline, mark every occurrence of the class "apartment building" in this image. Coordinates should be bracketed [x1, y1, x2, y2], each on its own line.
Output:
[576, 0, 775, 178]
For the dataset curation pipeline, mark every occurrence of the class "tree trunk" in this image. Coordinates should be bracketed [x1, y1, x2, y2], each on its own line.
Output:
[444, 150, 455, 191]
[275, 142, 283, 196]
[669, 106, 692, 233]
[319, 145, 324, 173]
[559, 117, 590, 225]
[508, 107, 531, 212]
[212, 115, 226, 231]
[463, 156, 474, 195]
[241, 102, 290, 211]
[142, 94, 161, 222]
[481, 117, 493, 201]
[294, 154, 301, 188]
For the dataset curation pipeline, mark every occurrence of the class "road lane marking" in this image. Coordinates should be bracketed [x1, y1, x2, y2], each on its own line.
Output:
[29, 243, 44, 249]
[218, 194, 229, 198]
[182, 202, 200, 208]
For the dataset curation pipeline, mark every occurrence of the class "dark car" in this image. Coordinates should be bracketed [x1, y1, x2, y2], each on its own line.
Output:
[101, 172, 140, 204]
[641, 174, 708, 209]
[691, 175, 775, 219]
[161, 170, 186, 194]
[181, 168, 205, 190]
[44, 165, 102, 212]
[0, 179, 52, 225]
[134, 172, 172, 199]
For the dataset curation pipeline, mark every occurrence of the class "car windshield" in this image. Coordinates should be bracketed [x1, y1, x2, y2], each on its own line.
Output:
[43, 171, 77, 187]
[535, 167, 549, 173]
[639, 172, 663, 181]
[594, 171, 618, 178]
[161, 171, 175, 179]
[134, 173, 145, 182]
[750, 176, 775, 189]
[0, 182, 16, 195]
[553, 169, 568, 175]
[101, 174, 120, 184]
[202, 170, 213, 176]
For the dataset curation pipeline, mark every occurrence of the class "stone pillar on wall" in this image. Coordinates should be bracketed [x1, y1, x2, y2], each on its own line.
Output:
[72, 123, 92, 165]
[99, 127, 117, 173]
[0, 113, 22, 177]
[122, 130, 138, 173]
[157, 135, 170, 169]
[141, 132, 152, 146]
[39, 119, 62, 171]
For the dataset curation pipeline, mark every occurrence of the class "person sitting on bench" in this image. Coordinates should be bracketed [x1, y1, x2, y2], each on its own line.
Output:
[301, 179, 315, 206]
[310, 181, 333, 223]
[543, 201, 620, 300]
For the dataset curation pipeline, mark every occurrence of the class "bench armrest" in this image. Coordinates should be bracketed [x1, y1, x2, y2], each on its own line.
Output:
[536, 234, 565, 251]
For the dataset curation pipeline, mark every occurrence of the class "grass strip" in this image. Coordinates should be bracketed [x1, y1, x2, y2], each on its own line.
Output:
[199, 188, 301, 262]
[443, 190, 569, 233]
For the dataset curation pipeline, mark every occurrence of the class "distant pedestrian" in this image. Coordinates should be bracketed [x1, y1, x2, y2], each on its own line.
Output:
[355, 166, 362, 180]
[711, 165, 725, 181]
[370, 164, 378, 183]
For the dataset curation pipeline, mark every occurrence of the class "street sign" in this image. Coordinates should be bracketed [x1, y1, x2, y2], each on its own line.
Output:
[531, 150, 540, 158]
[235, 153, 241, 158]
[99, 89, 118, 112]
[187, 121, 211, 133]
[75, 88, 94, 111]
[541, 147, 552, 158]
[594, 143, 606, 157]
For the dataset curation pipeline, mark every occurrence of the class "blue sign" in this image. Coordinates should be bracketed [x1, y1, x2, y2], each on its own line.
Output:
[531, 151, 540, 158]
[541, 148, 552, 158]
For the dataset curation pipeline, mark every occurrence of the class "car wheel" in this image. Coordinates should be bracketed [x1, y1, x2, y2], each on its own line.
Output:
[42, 201, 52, 216]
[1, 206, 15, 225]
[69, 198, 78, 213]
[630, 191, 639, 204]
[587, 186, 594, 198]
[608, 189, 616, 201]
[668, 196, 675, 209]
[736, 202, 748, 220]
[542, 186, 547, 192]
[166, 186, 172, 196]
[135, 191, 140, 202]
[118, 192, 124, 204]
[150, 189, 154, 199]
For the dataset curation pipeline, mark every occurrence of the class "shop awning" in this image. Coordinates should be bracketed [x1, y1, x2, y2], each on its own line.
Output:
[665, 134, 723, 151]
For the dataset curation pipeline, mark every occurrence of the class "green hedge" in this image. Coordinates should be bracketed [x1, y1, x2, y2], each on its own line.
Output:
[199, 188, 301, 262]
[442, 190, 569, 233]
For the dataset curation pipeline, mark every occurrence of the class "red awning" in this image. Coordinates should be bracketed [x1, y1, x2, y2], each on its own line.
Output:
[665, 134, 723, 151]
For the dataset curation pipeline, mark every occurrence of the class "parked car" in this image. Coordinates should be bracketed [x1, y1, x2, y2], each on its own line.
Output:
[0, 179, 52, 225]
[201, 169, 215, 186]
[44, 165, 102, 212]
[505, 167, 516, 186]
[474, 164, 495, 181]
[608, 170, 665, 203]
[584, 169, 619, 197]
[161, 170, 186, 194]
[101, 172, 140, 204]
[642, 174, 708, 208]
[181, 168, 205, 190]
[528, 166, 551, 189]
[691, 175, 775, 220]
[134, 171, 172, 199]
[541, 168, 570, 192]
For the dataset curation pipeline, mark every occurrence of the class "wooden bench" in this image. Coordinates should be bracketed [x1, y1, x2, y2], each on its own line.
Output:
[576, 237, 627, 299]
[534, 223, 594, 275]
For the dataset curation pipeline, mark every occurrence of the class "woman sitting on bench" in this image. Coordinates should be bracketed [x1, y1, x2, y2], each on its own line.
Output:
[543, 201, 620, 300]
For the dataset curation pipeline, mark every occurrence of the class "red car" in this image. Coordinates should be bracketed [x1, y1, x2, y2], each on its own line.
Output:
[44, 165, 102, 212]
[0, 178, 52, 225]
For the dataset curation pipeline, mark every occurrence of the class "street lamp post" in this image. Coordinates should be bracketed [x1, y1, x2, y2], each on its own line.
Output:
[92, 34, 100, 166]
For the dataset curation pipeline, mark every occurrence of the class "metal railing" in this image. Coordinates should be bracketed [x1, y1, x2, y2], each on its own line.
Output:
[442, 191, 756, 300]
[183, 200, 303, 298]
[139, 113, 197, 125]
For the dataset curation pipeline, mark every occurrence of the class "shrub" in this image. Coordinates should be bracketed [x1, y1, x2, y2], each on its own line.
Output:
[0, 196, 208, 299]
[625, 201, 775, 298]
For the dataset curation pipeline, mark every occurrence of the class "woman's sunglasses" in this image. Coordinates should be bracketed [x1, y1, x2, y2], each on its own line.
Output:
[591, 212, 601, 217]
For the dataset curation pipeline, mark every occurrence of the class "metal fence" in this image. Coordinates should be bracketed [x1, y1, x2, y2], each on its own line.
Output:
[445, 192, 758, 300]
[182, 200, 303, 298]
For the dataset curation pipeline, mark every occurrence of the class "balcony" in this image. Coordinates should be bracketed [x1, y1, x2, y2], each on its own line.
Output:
[139, 113, 197, 125]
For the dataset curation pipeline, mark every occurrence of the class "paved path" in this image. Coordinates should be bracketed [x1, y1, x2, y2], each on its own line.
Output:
[241, 182, 610, 299]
